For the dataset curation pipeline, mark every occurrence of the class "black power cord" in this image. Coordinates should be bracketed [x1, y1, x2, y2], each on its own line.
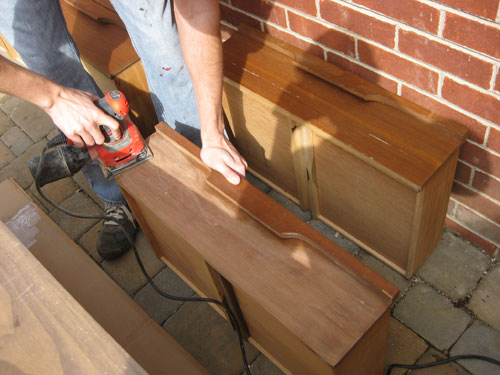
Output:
[34, 144, 252, 375]
[386, 354, 500, 374]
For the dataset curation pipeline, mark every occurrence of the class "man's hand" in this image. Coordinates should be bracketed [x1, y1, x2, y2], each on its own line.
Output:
[45, 87, 120, 148]
[201, 135, 247, 185]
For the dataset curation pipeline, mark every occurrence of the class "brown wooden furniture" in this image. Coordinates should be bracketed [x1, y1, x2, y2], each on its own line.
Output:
[0, 221, 148, 375]
[222, 26, 468, 278]
[0, 179, 209, 375]
[116, 123, 399, 375]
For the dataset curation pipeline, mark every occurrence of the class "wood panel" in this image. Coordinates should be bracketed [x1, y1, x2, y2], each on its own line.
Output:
[117, 123, 398, 374]
[0, 222, 147, 375]
[63, 0, 124, 28]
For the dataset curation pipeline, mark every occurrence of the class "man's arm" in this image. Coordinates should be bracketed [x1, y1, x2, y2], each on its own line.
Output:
[173, 0, 247, 185]
[0, 56, 119, 147]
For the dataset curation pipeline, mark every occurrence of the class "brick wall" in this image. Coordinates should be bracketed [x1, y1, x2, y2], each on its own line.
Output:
[220, 0, 500, 257]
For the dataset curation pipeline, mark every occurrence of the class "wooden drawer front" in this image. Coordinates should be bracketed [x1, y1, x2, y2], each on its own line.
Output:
[116, 123, 398, 375]
[313, 132, 416, 272]
[63, 0, 124, 28]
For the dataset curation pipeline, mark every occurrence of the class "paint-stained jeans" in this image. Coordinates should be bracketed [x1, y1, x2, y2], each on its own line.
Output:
[0, 0, 200, 205]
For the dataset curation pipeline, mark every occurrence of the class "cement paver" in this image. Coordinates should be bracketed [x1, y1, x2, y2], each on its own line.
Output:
[0, 111, 14, 136]
[0, 141, 15, 169]
[101, 231, 164, 295]
[72, 170, 104, 208]
[78, 222, 103, 263]
[393, 282, 471, 351]
[134, 267, 195, 325]
[359, 250, 411, 292]
[268, 189, 312, 222]
[309, 218, 361, 256]
[468, 265, 500, 332]
[0, 140, 45, 188]
[243, 355, 284, 375]
[0, 96, 24, 114]
[29, 178, 79, 212]
[417, 230, 492, 300]
[10, 101, 54, 142]
[411, 348, 471, 374]
[450, 320, 500, 375]
[386, 318, 428, 375]
[164, 300, 260, 375]
[1, 126, 33, 156]
[48, 191, 101, 239]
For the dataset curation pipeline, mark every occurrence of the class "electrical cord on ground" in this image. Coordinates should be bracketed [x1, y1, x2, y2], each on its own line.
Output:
[386, 354, 500, 374]
[35, 145, 252, 375]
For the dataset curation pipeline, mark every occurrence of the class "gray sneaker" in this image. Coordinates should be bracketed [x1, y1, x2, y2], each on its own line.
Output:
[97, 204, 137, 260]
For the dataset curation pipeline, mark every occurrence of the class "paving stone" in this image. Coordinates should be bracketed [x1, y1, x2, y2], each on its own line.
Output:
[268, 190, 312, 222]
[243, 354, 284, 375]
[0, 141, 15, 169]
[411, 348, 471, 374]
[29, 178, 79, 212]
[358, 250, 410, 292]
[0, 110, 14, 136]
[468, 266, 500, 332]
[308, 219, 360, 256]
[72, 170, 104, 208]
[0, 96, 24, 114]
[78, 222, 103, 263]
[10, 100, 54, 142]
[246, 172, 271, 193]
[24, 188, 50, 215]
[134, 267, 194, 324]
[450, 320, 500, 375]
[385, 318, 428, 375]
[48, 191, 101, 240]
[46, 128, 60, 141]
[0, 140, 44, 188]
[393, 282, 471, 351]
[1, 126, 33, 156]
[164, 300, 260, 375]
[417, 230, 492, 300]
[101, 231, 164, 295]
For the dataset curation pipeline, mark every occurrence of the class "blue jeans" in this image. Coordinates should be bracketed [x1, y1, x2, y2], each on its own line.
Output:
[0, 0, 201, 205]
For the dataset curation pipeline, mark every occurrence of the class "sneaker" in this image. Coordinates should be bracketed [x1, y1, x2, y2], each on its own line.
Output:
[97, 204, 137, 260]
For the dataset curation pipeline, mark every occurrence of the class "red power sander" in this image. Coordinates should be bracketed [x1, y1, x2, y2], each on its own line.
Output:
[29, 90, 152, 186]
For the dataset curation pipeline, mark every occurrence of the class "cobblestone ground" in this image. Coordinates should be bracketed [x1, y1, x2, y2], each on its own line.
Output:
[1, 93, 499, 375]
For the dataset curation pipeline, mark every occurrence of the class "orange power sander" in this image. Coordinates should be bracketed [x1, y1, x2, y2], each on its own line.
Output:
[29, 90, 152, 186]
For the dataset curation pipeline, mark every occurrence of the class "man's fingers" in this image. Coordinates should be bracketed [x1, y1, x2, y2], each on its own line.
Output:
[67, 134, 85, 148]
[96, 113, 121, 142]
[221, 151, 246, 177]
[215, 161, 241, 185]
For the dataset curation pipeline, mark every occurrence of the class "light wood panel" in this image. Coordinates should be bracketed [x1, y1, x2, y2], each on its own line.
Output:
[0, 222, 147, 375]
[117, 123, 398, 374]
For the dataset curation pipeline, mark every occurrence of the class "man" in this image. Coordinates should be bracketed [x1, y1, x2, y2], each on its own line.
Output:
[0, 0, 247, 259]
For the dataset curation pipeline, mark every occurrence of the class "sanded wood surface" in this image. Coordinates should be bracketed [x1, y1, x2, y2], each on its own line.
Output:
[117, 123, 397, 374]
[223, 29, 467, 190]
[60, 0, 138, 76]
[0, 179, 209, 375]
[63, 0, 124, 28]
[0, 221, 147, 375]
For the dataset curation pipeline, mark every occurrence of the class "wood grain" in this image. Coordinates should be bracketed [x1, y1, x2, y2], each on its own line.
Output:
[117, 123, 397, 374]
[0, 222, 147, 375]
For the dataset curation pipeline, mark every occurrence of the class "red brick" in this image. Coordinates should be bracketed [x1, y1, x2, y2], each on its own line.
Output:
[320, 0, 396, 48]
[220, 4, 261, 28]
[459, 141, 500, 179]
[231, 0, 287, 27]
[473, 170, 500, 202]
[264, 24, 324, 58]
[275, 0, 317, 16]
[326, 52, 398, 93]
[487, 126, 500, 153]
[436, 0, 499, 21]
[399, 30, 493, 89]
[358, 41, 439, 93]
[401, 85, 487, 144]
[455, 204, 500, 244]
[452, 182, 500, 224]
[454, 160, 472, 184]
[442, 77, 500, 125]
[445, 217, 499, 254]
[351, 0, 440, 34]
[288, 12, 356, 56]
[443, 13, 500, 59]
